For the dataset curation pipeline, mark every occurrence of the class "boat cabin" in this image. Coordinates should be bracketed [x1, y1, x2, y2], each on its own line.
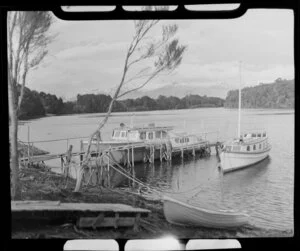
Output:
[111, 123, 173, 142]
[169, 131, 204, 147]
[222, 131, 269, 153]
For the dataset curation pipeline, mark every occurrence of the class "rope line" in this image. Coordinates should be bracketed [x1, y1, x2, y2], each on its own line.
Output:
[103, 154, 206, 196]
[18, 136, 90, 144]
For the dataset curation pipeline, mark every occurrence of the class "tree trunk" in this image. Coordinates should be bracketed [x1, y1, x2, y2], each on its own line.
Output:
[73, 55, 130, 192]
[8, 79, 21, 200]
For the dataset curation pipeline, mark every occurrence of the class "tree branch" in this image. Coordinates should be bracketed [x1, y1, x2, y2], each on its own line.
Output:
[117, 68, 163, 99]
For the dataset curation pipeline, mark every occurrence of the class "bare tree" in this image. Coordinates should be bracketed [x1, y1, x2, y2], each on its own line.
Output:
[74, 10, 187, 192]
[8, 11, 53, 200]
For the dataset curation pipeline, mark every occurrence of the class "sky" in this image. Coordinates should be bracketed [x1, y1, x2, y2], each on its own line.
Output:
[25, 9, 294, 100]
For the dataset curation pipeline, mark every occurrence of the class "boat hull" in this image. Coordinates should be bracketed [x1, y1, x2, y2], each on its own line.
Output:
[220, 147, 271, 173]
[163, 197, 249, 228]
[86, 141, 161, 164]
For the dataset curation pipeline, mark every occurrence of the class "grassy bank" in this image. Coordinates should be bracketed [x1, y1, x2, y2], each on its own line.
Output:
[18, 142, 49, 157]
[12, 168, 293, 239]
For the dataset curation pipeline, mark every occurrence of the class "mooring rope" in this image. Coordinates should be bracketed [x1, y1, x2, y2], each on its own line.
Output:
[104, 154, 207, 197]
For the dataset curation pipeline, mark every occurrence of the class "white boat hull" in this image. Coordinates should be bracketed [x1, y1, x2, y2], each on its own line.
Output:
[220, 147, 271, 173]
[163, 197, 249, 228]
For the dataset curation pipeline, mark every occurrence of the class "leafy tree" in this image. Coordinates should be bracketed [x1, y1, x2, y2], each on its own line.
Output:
[39, 92, 64, 114]
[224, 79, 294, 109]
[18, 87, 45, 119]
[8, 11, 53, 199]
[74, 7, 187, 192]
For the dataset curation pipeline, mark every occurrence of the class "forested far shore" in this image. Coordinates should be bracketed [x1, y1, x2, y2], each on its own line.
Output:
[224, 78, 294, 109]
[17, 86, 224, 120]
[16, 78, 294, 120]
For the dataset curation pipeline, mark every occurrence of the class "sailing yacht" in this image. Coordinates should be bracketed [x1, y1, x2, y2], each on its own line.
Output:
[219, 62, 271, 173]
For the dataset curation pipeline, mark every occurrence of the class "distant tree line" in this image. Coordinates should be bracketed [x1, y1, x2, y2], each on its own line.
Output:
[17, 86, 224, 120]
[224, 78, 294, 109]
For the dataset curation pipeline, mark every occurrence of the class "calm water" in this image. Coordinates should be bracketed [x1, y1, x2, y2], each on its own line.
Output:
[18, 108, 294, 231]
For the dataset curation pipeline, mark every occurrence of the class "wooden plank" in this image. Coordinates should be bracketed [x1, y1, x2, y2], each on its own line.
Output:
[133, 212, 141, 232]
[77, 216, 135, 228]
[11, 201, 150, 215]
[14, 200, 61, 206]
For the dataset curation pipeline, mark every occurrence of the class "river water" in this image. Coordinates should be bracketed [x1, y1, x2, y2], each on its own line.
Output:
[18, 108, 294, 232]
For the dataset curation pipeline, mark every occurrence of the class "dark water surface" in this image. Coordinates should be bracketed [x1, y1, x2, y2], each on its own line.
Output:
[19, 108, 294, 231]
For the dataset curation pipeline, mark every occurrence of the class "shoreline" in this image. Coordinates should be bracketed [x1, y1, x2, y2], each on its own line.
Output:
[12, 167, 293, 239]
[18, 107, 295, 121]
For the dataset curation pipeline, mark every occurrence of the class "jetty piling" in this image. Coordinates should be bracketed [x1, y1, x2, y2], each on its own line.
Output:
[19, 131, 221, 189]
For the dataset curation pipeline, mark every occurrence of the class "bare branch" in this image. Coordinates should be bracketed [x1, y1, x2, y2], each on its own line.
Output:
[117, 68, 163, 99]
[123, 67, 152, 85]
[75, 18, 186, 192]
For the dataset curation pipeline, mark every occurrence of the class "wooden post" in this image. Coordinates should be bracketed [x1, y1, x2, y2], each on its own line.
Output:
[160, 144, 163, 162]
[27, 125, 30, 167]
[100, 161, 103, 187]
[133, 213, 141, 232]
[64, 145, 73, 188]
[80, 140, 83, 163]
[107, 156, 110, 188]
[192, 147, 195, 157]
[114, 213, 119, 229]
[132, 145, 134, 168]
[127, 148, 131, 168]
[65, 145, 73, 175]
[66, 139, 69, 152]
[97, 133, 100, 157]
[132, 155, 136, 188]
[151, 145, 155, 163]
[181, 147, 184, 159]
[60, 156, 64, 173]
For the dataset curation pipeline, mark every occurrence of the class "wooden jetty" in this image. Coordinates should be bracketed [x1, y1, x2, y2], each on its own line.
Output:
[20, 141, 220, 167]
[11, 200, 150, 230]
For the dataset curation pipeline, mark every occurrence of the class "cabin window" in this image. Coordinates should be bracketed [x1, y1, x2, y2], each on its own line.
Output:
[258, 133, 261, 137]
[252, 133, 256, 137]
[263, 133, 266, 137]
[180, 138, 184, 143]
[253, 145, 256, 150]
[244, 134, 247, 137]
[155, 131, 161, 139]
[247, 146, 250, 151]
[140, 132, 146, 140]
[185, 137, 189, 143]
[226, 146, 232, 152]
[114, 131, 120, 137]
[175, 138, 179, 143]
[232, 146, 241, 152]
[148, 132, 153, 140]
[121, 131, 127, 138]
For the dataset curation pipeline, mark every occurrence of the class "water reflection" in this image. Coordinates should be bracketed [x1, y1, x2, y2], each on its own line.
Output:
[19, 108, 293, 231]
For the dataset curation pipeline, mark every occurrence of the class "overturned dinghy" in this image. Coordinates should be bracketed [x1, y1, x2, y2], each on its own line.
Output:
[163, 196, 249, 229]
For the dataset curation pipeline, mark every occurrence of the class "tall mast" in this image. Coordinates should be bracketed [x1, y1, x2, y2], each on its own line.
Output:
[238, 61, 242, 138]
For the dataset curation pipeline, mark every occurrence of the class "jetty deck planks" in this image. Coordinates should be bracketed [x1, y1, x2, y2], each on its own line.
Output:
[12, 201, 150, 229]
[11, 200, 150, 214]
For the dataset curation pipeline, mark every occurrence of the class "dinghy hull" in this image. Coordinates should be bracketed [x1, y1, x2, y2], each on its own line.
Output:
[163, 197, 249, 229]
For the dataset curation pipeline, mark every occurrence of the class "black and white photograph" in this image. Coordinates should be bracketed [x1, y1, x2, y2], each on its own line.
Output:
[8, 5, 294, 239]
